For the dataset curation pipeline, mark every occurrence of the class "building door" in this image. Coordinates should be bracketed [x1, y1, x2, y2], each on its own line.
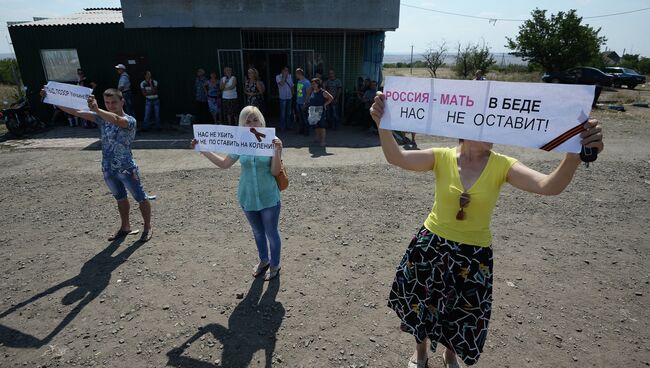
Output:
[116, 54, 148, 121]
[267, 52, 290, 123]
[243, 50, 289, 125]
[292, 50, 315, 78]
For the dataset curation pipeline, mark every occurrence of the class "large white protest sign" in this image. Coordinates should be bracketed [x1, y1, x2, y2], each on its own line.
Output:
[43, 81, 93, 111]
[380, 76, 595, 153]
[193, 124, 276, 157]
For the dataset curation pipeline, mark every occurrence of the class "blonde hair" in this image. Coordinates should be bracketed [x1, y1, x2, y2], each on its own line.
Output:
[238, 105, 266, 127]
[247, 68, 259, 80]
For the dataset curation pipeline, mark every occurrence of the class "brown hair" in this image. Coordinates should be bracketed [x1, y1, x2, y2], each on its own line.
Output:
[103, 88, 123, 100]
[310, 78, 323, 89]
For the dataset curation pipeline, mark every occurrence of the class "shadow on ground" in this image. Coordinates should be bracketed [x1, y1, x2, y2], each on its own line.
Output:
[166, 277, 284, 368]
[0, 237, 144, 348]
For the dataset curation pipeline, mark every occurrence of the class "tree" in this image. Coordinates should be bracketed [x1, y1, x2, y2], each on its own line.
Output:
[454, 43, 474, 78]
[506, 9, 607, 72]
[638, 58, 650, 75]
[620, 54, 639, 69]
[470, 42, 496, 75]
[453, 42, 496, 78]
[422, 41, 447, 77]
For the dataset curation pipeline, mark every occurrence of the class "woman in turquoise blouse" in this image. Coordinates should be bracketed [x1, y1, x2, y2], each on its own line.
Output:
[191, 106, 284, 280]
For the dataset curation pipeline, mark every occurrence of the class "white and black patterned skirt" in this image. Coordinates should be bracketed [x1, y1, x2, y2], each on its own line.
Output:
[388, 226, 493, 366]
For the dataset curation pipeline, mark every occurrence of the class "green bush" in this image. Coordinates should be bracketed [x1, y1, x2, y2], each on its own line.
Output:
[492, 63, 534, 73]
[0, 59, 21, 85]
[638, 58, 650, 75]
[620, 54, 639, 70]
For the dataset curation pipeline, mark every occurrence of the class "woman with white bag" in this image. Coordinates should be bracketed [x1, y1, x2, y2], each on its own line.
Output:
[305, 78, 333, 147]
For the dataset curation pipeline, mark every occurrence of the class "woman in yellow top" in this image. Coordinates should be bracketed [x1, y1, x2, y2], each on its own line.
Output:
[370, 94, 603, 368]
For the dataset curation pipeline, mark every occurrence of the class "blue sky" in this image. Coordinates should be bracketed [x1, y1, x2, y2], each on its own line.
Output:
[386, 0, 650, 56]
[1, 1, 649, 57]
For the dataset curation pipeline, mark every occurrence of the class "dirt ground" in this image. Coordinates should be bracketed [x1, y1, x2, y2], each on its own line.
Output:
[0, 87, 649, 368]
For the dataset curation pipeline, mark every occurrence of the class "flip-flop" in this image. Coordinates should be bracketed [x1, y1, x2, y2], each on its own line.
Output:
[252, 262, 270, 278]
[138, 229, 153, 243]
[442, 352, 463, 368]
[108, 229, 139, 241]
[407, 357, 429, 368]
[264, 267, 281, 281]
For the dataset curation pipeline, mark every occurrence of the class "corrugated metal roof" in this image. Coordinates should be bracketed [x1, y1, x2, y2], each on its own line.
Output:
[8, 9, 123, 27]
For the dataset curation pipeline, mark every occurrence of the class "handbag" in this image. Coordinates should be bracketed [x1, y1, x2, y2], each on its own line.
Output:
[275, 161, 289, 191]
[308, 106, 323, 126]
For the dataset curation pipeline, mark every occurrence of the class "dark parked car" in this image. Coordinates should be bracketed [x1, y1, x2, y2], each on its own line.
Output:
[602, 67, 646, 89]
[542, 67, 615, 87]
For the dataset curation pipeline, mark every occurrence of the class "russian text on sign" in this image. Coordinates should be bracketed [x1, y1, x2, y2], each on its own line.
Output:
[380, 76, 594, 153]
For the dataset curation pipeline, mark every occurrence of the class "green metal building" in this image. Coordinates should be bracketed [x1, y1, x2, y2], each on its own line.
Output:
[8, 2, 399, 124]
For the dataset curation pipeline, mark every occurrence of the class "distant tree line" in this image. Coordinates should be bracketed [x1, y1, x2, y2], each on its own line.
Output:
[617, 54, 650, 75]
[383, 60, 429, 69]
[383, 41, 498, 79]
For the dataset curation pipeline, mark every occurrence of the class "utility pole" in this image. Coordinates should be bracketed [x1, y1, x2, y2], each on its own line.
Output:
[410, 44, 414, 75]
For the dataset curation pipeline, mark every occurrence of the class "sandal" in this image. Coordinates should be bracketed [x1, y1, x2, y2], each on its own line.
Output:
[264, 266, 281, 281]
[407, 357, 428, 368]
[138, 229, 153, 243]
[252, 262, 270, 278]
[108, 229, 139, 241]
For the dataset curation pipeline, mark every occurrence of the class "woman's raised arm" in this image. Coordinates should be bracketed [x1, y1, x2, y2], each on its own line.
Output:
[370, 93, 435, 172]
[191, 139, 238, 169]
[507, 119, 603, 195]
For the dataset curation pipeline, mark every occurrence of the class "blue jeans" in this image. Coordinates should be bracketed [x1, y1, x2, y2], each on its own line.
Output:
[143, 98, 160, 129]
[327, 102, 340, 129]
[242, 202, 282, 268]
[103, 167, 148, 203]
[296, 102, 309, 135]
[279, 99, 292, 130]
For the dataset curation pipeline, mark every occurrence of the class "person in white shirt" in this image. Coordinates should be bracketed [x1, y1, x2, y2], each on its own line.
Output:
[220, 66, 239, 125]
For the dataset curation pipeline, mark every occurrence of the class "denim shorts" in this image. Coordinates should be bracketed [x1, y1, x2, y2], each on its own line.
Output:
[103, 167, 148, 202]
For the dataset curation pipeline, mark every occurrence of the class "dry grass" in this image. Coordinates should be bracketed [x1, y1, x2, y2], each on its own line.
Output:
[0, 84, 19, 106]
[609, 93, 639, 104]
[384, 67, 453, 79]
[383, 67, 541, 83]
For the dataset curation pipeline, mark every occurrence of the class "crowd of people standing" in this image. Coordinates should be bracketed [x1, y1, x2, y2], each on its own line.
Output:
[50, 62, 381, 139]
[187, 65, 370, 147]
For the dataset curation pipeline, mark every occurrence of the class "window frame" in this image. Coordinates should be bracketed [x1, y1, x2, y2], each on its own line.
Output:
[39, 48, 81, 82]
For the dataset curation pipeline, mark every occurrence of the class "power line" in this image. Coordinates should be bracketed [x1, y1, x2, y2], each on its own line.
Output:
[401, 3, 650, 22]
[401, 3, 524, 21]
[583, 7, 650, 19]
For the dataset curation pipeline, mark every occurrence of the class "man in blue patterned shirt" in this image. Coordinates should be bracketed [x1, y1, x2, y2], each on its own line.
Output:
[41, 88, 153, 242]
